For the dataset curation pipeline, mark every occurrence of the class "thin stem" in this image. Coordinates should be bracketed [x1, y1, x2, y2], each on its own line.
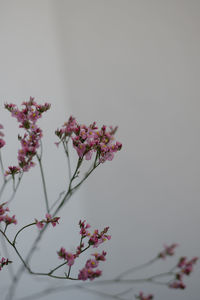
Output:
[0, 181, 7, 198]
[67, 265, 72, 278]
[48, 261, 67, 275]
[0, 150, 5, 180]
[72, 162, 100, 193]
[13, 222, 36, 246]
[0, 225, 15, 279]
[8, 173, 23, 204]
[0, 228, 31, 272]
[49, 191, 65, 212]
[62, 140, 71, 180]
[36, 154, 49, 213]
[53, 157, 83, 214]
[116, 257, 158, 280]
[12, 176, 15, 192]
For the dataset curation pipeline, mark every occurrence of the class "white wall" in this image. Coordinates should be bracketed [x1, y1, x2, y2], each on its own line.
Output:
[0, 1, 200, 300]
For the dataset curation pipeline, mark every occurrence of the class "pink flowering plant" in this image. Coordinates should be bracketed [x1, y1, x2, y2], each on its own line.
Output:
[0, 98, 198, 300]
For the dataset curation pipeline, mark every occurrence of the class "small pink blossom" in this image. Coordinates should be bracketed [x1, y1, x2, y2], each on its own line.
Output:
[45, 214, 60, 227]
[79, 220, 91, 237]
[169, 281, 186, 289]
[57, 247, 75, 266]
[35, 214, 60, 229]
[89, 226, 111, 248]
[35, 219, 45, 229]
[85, 259, 99, 269]
[0, 203, 17, 225]
[92, 251, 107, 261]
[177, 256, 198, 275]
[5, 166, 20, 176]
[158, 243, 178, 259]
[78, 267, 102, 281]
[0, 257, 12, 271]
[136, 292, 154, 300]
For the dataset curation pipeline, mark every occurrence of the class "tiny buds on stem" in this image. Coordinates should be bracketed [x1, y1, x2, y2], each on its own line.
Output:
[35, 214, 60, 229]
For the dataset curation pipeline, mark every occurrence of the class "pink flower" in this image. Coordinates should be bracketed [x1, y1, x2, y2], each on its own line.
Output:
[0, 203, 9, 215]
[177, 256, 198, 275]
[0, 257, 12, 271]
[0, 139, 5, 148]
[158, 243, 178, 259]
[57, 247, 75, 266]
[5, 166, 20, 176]
[92, 251, 107, 261]
[89, 227, 111, 248]
[79, 220, 91, 237]
[5, 98, 50, 174]
[85, 259, 99, 269]
[45, 214, 60, 227]
[35, 214, 60, 229]
[65, 252, 75, 266]
[78, 267, 102, 281]
[169, 281, 186, 289]
[35, 219, 44, 229]
[56, 117, 122, 163]
[0, 203, 17, 225]
[136, 292, 154, 300]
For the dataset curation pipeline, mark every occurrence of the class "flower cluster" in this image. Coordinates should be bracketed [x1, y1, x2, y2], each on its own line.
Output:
[169, 256, 198, 289]
[79, 220, 91, 237]
[0, 257, 12, 271]
[35, 214, 60, 229]
[78, 250, 107, 281]
[0, 124, 5, 149]
[88, 226, 111, 248]
[57, 248, 75, 266]
[5, 98, 50, 173]
[57, 221, 110, 280]
[158, 243, 178, 259]
[135, 292, 154, 300]
[55, 116, 122, 163]
[79, 220, 111, 247]
[0, 202, 17, 225]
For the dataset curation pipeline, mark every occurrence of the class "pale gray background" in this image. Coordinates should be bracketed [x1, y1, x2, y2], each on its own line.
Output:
[0, 1, 200, 299]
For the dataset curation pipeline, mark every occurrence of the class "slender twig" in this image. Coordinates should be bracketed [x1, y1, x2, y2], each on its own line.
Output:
[0, 150, 5, 180]
[0, 225, 15, 279]
[62, 140, 71, 180]
[76, 285, 126, 300]
[12, 176, 15, 192]
[13, 222, 36, 246]
[71, 162, 100, 193]
[36, 154, 49, 213]
[49, 191, 65, 212]
[48, 261, 67, 275]
[0, 181, 7, 198]
[8, 173, 23, 204]
[116, 257, 158, 280]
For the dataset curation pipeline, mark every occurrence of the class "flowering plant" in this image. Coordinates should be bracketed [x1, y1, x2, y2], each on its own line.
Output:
[0, 98, 198, 300]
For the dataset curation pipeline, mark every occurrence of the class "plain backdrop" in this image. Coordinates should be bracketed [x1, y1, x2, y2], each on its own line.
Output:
[0, 1, 200, 299]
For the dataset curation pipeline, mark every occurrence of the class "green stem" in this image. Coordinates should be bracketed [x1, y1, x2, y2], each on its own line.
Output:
[13, 222, 36, 246]
[116, 257, 158, 280]
[0, 150, 5, 181]
[8, 173, 23, 204]
[36, 154, 49, 213]
[62, 140, 71, 180]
